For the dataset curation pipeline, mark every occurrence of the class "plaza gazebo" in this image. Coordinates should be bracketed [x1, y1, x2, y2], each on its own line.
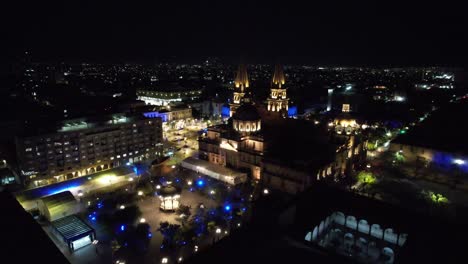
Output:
[158, 182, 181, 211]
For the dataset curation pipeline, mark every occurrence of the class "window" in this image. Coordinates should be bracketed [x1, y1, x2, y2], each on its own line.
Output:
[25, 148, 32, 152]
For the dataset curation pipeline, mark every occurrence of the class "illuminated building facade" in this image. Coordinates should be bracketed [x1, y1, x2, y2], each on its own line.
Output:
[229, 64, 250, 116]
[267, 64, 289, 113]
[199, 65, 367, 191]
[15, 113, 163, 188]
[137, 85, 202, 106]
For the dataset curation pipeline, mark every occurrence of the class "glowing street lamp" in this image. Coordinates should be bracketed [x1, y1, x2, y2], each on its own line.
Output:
[215, 228, 221, 234]
[263, 189, 269, 195]
[454, 159, 465, 165]
[161, 257, 168, 264]
[138, 191, 143, 196]
[140, 218, 146, 223]
[120, 205, 125, 210]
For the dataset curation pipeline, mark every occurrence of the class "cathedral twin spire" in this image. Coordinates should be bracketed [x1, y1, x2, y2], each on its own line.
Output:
[234, 64, 249, 92]
[230, 63, 289, 115]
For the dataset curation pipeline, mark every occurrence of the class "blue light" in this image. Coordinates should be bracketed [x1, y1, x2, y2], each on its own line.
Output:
[120, 225, 125, 231]
[288, 106, 298, 117]
[97, 203, 103, 209]
[133, 166, 138, 174]
[91, 216, 96, 221]
[148, 233, 152, 238]
[197, 179, 205, 187]
[222, 105, 230, 117]
[224, 205, 231, 212]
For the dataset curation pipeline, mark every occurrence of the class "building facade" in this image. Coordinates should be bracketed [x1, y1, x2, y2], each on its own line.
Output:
[198, 64, 366, 193]
[15, 113, 163, 188]
[137, 86, 202, 106]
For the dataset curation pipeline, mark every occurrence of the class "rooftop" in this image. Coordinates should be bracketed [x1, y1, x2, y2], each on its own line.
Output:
[21, 112, 150, 137]
[392, 100, 468, 155]
[52, 215, 94, 242]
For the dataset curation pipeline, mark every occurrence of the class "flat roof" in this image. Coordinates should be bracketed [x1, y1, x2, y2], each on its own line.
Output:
[392, 100, 468, 155]
[181, 157, 246, 178]
[52, 215, 94, 242]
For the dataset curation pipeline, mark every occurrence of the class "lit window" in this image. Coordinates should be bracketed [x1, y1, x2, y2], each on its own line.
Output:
[25, 148, 32, 152]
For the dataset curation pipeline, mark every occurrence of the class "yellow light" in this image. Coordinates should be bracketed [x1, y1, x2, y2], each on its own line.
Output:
[96, 174, 117, 185]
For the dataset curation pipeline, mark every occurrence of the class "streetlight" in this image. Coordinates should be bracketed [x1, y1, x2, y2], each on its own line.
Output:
[216, 228, 221, 234]
[138, 191, 143, 196]
[156, 185, 161, 189]
[120, 205, 125, 210]
[161, 257, 168, 264]
[140, 218, 146, 223]
[263, 189, 269, 195]
[187, 180, 192, 186]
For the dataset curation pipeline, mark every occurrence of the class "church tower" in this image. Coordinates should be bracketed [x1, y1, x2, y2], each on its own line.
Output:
[267, 64, 289, 113]
[230, 64, 250, 116]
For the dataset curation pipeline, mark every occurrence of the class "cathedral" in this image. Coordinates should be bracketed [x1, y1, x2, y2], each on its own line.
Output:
[198, 64, 367, 193]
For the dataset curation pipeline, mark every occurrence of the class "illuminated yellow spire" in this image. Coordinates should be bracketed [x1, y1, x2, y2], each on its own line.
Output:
[234, 64, 249, 92]
[272, 64, 285, 88]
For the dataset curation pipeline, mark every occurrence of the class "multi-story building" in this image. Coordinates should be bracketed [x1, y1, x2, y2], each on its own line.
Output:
[137, 83, 203, 106]
[15, 113, 163, 188]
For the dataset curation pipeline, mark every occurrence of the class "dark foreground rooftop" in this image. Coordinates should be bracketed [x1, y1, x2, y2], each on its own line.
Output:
[0, 190, 69, 263]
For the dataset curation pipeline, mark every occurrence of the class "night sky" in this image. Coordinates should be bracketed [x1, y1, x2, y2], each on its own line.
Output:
[3, 1, 468, 66]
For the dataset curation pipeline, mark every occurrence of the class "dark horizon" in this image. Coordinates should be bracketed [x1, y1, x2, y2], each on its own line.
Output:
[3, 1, 468, 67]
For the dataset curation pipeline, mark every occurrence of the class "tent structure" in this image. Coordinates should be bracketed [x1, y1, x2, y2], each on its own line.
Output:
[37, 191, 79, 222]
[181, 157, 247, 185]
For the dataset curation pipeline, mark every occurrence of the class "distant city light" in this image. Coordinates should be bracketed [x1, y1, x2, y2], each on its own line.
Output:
[161, 257, 168, 264]
[263, 189, 269, 195]
[120, 205, 125, 210]
[156, 185, 161, 189]
[138, 191, 143, 196]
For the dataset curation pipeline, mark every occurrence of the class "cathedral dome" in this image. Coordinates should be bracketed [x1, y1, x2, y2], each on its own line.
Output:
[232, 103, 261, 133]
